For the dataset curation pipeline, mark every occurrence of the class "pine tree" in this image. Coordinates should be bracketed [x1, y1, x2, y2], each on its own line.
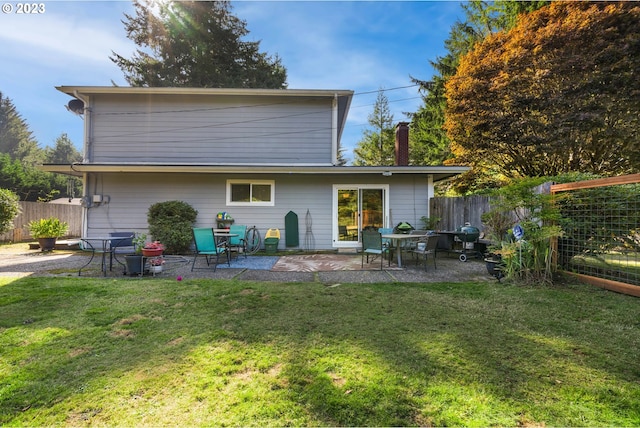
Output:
[45, 133, 82, 164]
[111, 0, 287, 89]
[353, 90, 395, 166]
[0, 91, 41, 165]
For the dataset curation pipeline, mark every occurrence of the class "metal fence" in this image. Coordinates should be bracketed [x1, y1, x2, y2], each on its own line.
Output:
[0, 201, 82, 242]
[551, 174, 640, 297]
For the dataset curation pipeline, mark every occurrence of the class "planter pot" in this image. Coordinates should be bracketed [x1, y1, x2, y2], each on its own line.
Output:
[125, 254, 146, 276]
[150, 265, 163, 274]
[38, 237, 57, 252]
[484, 256, 504, 281]
[142, 248, 163, 257]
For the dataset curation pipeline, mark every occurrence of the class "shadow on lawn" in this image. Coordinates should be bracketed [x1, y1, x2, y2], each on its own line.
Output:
[0, 276, 638, 426]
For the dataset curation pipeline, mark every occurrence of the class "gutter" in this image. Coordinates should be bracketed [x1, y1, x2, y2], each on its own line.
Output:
[40, 162, 470, 180]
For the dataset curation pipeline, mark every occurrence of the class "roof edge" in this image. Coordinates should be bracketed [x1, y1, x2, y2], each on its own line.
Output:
[39, 163, 470, 181]
[56, 86, 354, 98]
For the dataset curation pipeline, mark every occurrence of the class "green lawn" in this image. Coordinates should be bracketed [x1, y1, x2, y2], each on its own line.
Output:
[1, 276, 639, 426]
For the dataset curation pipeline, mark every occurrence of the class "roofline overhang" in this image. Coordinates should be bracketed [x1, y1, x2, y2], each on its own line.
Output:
[40, 163, 470, 182]
[56, 86, 354, 98]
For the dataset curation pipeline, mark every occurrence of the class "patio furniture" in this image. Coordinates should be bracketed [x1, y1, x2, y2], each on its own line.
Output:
[361, 230, 389, 270]
[381, 232, 424, 268]
[191, 227, 230, 272]
[411, 234, 440, 271]
[226, 225, 247, 259]
[78, 237, 114, 276]
[402, 229, 429, 257]
[378, 227, 395, 263]
[108, 232, 135, 271]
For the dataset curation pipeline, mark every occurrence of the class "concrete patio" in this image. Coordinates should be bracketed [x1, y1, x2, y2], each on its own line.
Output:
[0, 245, 493, 284]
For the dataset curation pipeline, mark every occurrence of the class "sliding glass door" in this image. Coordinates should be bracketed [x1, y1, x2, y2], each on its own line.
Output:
[333, 185, 388, 247]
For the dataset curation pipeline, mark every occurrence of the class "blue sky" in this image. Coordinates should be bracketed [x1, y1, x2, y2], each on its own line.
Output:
[0, 0, 463, 163]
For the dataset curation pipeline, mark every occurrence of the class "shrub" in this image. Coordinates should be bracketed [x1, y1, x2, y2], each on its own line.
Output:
[485, 177, 563, 285]
[27, 217, 69, 238]
[0, 188, 21, 235]
[147, 201, 198, 254]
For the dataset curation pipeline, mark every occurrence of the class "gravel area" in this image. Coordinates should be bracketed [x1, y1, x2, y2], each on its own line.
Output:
[0, 245, 494, 284]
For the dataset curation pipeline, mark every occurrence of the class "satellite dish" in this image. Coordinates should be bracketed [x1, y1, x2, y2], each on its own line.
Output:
[66, 99, 85, 115]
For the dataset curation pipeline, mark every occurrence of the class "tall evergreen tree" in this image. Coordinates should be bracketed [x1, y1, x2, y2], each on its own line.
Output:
[353, 90, 395, 166]
[0, 91, 42, 166]
[110, 0, 287, 89]
[45, 133, 82, 164]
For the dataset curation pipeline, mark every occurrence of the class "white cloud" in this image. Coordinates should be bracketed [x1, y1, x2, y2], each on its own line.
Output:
[0, 3, 135, 67]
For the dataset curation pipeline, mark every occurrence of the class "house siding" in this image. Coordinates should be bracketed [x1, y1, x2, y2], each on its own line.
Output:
[90, 94, 333, 164]
[85, 172, 429, 250]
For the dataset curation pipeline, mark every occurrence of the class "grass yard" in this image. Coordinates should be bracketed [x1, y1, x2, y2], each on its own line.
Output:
[1, 276, 639, 426]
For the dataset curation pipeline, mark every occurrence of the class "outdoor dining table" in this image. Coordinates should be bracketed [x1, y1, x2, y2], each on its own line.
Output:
[381, 233, 422, 268]
[78, 237, 115, 276]
[214, 231, 238, 261]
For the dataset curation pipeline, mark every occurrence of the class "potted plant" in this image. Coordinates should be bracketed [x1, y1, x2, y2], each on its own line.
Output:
[419, 216, 441, 231]
[149, 256, 165, 274]
[27, 217, 69, 251]
[142, 240, 164, 257]
[484, 252, 505, 281]
[125, 233, 147, 276]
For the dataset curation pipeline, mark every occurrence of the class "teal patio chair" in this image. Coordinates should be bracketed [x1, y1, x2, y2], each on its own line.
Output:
[362, 229, 389, 270]
[191, 227, 229, 272]
[378, 227, 394, 263]
[228, 224, 247, 259]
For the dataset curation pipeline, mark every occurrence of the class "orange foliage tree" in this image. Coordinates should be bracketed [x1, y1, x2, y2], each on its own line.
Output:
[444, 2, 640, 182]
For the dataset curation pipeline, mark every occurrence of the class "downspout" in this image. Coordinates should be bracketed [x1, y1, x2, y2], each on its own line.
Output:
[426, 174, 434, 218]
[332, 93, 338, 165]
[73, 90, 91, 162]
[74, 90, 91, 237]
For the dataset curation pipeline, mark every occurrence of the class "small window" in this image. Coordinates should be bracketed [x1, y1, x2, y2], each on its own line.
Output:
[227, 180, 275, 206]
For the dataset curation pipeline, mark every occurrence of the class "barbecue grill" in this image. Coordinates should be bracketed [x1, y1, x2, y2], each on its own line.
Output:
[452, 225, 481, 262]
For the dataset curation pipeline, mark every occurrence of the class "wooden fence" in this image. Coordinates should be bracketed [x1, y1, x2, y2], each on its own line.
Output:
[0, 201, 82, 242]
[430, 195, 492, 231]
[430, 182, 551, 232]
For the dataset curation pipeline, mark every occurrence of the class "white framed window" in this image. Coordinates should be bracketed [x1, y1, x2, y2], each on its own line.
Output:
[226, 180, 275, 206]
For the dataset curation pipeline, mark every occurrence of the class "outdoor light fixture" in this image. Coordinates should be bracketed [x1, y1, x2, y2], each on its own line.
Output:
[382, 171, 392, 176]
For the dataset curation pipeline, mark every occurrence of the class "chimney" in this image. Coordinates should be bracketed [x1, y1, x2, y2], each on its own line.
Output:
[395, 122, 409, 166]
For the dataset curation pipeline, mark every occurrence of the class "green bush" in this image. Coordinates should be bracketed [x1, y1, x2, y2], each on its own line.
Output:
[0, 188, 21, 235]
[147, 201, 198, 254]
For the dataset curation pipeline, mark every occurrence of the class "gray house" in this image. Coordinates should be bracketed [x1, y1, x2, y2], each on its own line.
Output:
[43, 86, 468, 251]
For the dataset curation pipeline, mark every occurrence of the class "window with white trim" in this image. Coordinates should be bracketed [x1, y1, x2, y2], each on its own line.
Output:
[226, 180, 275, 206]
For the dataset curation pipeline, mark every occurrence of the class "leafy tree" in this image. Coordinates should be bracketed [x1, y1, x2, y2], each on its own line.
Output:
[0, 91, 42, 165]
[0, 153, 72, 202]
[111, 0, 287, 89]
[409, 1, 547, 188]
[0, 188, 20, 235]
[445, 2, 640, 179]
[353, 90, 395, 166]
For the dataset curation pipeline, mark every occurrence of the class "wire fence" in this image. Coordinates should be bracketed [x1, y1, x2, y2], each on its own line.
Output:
[551, 174, 640, 293]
